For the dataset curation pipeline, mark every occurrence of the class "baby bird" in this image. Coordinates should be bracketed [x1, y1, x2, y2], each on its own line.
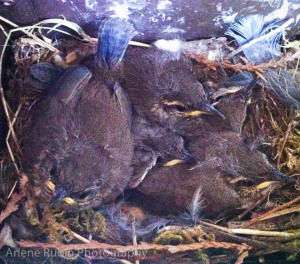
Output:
[135, 90, 294, 218]
[118, 30, 224, 184]
[136, 158, 241, 218]
[21, 19, 135, 211]
[188, 131, 294, 184]
[121, 46, 223, 128]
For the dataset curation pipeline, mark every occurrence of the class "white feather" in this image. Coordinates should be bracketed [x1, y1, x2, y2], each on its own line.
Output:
[188, 186, 204, 224]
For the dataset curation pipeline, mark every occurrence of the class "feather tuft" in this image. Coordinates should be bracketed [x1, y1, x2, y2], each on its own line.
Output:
[188, 186, 204, 224]
[225, 15, 282, 64]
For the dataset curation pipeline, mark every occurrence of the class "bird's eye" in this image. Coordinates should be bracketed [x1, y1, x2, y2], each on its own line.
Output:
[175, 105, 187, 112]
[73, 190, 92, 200]
[50, 165, 57, 176]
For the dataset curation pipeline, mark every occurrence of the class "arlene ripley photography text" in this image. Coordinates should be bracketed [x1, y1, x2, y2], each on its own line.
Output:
[5, 247, 148, 259]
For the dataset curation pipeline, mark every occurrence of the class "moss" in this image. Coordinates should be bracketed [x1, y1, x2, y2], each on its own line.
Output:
[39, 208, 74, 243]
[81, 210, 106, 236]
[197, 249, 209, 262]
[154, 225, 213, 245]
[154, 231, 185, 245]
[67, 209, 106, 237]
[287, 253, 299, 261]
[286, 239, 300, 248]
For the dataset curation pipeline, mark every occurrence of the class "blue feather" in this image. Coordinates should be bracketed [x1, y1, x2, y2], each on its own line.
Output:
[225, 15, 282, 64]
[225, 15, 299, 109]
[97, 18, 137, 70]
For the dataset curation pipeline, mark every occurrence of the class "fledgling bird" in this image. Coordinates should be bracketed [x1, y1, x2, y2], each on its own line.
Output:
[136, 158, 242, 218]
[176, 88, 294, 184]
[187, 131, 295, 184]
[21, 18, 135, 211]
[118, 30, 225, 184]
[134, 89, 294, 218]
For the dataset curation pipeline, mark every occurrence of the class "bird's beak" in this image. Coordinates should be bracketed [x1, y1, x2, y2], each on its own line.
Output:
[164, 159, 185, 167]
[45, 180, 55, 192]
[164, 152, 195, 167]
[182, 110, 206, 117]
[63, 197, 76, 204]
[272, 169, 296, 184]
[204, 104, 225, 119]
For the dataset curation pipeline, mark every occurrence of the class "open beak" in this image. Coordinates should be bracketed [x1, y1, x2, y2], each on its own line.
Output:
[205, 104, 225, 119]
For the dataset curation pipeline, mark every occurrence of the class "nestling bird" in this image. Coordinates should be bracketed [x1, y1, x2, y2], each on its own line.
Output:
[118, 31, 225, 184]
[135, 130, 294, 219]
[26, 62, 63, 95]
[21, 18, 135, 211]
[136, 158, 242, 218]
[135, 89, 294, 218]
[187, 131, 295, 184]
[178, 88, 295, 184]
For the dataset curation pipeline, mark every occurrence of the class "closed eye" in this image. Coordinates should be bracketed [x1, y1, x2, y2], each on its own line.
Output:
[162, 100, 188, 112]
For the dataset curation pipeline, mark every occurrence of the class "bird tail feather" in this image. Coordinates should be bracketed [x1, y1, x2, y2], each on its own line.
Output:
[97, 18, 137, 70]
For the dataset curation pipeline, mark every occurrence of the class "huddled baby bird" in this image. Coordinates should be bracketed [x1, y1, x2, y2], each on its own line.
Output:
[14, 16, 297, 224]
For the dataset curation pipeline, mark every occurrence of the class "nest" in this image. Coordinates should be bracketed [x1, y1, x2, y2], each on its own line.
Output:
[0, 16, 299, 264]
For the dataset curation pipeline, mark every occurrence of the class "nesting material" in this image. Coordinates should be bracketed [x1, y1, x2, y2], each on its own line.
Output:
[0, 16, 299, 264]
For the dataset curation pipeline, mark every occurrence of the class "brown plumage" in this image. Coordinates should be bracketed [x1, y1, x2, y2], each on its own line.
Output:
[21, 19, 136, 211]
[120, 44, 225, 183]
[135, 92, 294, 218]
[136, 159, 241, 218]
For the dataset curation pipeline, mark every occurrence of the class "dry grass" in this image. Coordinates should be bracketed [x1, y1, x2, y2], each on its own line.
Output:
[0, 16, 299, 263]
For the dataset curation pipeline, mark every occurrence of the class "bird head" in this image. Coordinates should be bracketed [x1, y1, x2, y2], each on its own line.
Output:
[123, 47, 224, 127]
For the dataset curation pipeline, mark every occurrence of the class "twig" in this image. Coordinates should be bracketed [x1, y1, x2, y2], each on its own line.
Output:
[7, 180, 17, 199]
[0, 89, 20, 166]
[131, 222, 139, 264]
[189, 53, 283, 73]
[241, 195, 300, 228]
[71, 231, 90, 244]
[6, 102, 23, 150]
[0, 16, 58, 52]
[18, 240, 251, 255]
[261, 205, 300, 221]
[235, 189, 273, 220]
[227, 18, 294, 59]
[202, 222, 296, 237]
[235, 250, 249, 264]
[0, 23, 8, 37]
[276, 121, 293, 168]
